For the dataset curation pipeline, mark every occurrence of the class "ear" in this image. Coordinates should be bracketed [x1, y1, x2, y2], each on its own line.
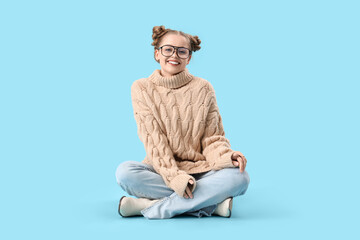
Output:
[155, 49, 159, 62]
[187, 54, 192, 64]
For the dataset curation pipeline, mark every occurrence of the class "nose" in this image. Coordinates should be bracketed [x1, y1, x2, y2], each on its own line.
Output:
[170, 48, 180, 59]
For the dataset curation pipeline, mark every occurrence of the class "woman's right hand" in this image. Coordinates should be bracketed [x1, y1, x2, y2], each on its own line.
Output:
[183, 179, 194, 199]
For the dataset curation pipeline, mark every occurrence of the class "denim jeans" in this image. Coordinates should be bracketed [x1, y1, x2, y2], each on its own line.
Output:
[115, 161, 250, 219]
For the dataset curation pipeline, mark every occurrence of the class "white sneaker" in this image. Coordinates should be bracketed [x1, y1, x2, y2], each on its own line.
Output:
[213, 197, 233, 218]
[118, 196, 159, 217]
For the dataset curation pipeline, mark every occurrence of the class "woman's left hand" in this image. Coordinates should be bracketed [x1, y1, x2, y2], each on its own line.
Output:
[231, 151, 247, 173]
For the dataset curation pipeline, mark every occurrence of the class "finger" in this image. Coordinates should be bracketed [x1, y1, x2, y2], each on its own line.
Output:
[237, 152, 246, 161]
[232, 160, 239, 166]
[186, 186, 193, 199]
[238, 157, 244, 172]
[189, 179, 194, 185]
[184, 187, 190, 199]
[183, 188, 189, 198]
[239, 155, 247, 169]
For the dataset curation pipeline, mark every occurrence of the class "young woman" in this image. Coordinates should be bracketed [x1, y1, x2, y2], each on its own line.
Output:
[115, 25, 250, 219]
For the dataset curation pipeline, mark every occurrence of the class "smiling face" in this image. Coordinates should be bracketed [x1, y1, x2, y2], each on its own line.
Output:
[155, 33, 192, 77]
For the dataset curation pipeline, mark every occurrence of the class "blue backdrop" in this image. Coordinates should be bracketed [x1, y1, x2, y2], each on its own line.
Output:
[1, 0, 359, 239]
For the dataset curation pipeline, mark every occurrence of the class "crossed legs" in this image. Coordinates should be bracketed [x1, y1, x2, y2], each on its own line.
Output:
[115, 161, 250, 219]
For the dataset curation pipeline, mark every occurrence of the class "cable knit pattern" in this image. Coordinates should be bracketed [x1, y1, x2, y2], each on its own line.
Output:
[131, 68, 236, 197]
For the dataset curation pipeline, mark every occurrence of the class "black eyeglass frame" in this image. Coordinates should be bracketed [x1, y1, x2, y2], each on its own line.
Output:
[157, 45, 192, 59]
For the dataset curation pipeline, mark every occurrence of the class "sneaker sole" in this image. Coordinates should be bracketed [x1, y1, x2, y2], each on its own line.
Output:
[118, 196, 127, 217]
[228, 197, 233, 218]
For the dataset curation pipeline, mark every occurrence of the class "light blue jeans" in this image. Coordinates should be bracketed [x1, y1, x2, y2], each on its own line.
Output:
[115, 161, 250, 219]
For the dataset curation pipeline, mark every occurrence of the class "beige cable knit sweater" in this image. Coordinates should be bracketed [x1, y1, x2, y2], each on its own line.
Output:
[131, 67, 236, 197]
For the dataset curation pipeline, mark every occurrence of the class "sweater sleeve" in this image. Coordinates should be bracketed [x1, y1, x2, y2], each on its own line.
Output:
[131, 82, 196, 197]
[201, 84, 236, 170]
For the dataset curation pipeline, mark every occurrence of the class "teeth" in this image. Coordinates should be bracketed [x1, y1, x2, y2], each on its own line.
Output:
[169, 61, 179, 65]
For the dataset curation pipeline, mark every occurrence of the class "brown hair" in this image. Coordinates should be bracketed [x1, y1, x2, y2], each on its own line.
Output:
[151, 25, 201, 63]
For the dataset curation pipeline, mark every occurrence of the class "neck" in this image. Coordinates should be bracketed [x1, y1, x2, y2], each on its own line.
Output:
[148, 68, 193, 89]
[160, 69, 177, 78]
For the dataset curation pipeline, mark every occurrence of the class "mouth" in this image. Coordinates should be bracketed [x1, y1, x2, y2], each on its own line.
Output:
[167, 60, 180, 66]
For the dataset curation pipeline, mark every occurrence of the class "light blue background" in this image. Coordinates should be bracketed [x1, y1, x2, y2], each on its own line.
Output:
[1, 0, 359, 239]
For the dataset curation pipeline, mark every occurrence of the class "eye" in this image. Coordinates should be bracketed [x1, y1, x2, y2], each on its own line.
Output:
[178, 48, 189, 54]
[163, 46, 173, 52]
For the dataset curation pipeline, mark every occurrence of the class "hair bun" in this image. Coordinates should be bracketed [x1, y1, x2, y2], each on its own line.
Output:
[152, 25, 166, 35]
[189, 35, 201, 52]
[152, 25, 167, 43]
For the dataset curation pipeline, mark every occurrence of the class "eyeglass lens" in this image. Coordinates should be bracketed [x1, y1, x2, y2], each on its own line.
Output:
[161, 46, 190, 58]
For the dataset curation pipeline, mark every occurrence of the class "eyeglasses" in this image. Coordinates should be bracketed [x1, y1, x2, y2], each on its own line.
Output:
[158, 45, 192, 59]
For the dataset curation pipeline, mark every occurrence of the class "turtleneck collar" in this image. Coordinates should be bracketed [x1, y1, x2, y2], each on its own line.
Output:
[148, 68, 193, 89]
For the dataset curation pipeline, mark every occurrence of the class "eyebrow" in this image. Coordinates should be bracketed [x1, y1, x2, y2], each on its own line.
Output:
[162, 44, 190, 49]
